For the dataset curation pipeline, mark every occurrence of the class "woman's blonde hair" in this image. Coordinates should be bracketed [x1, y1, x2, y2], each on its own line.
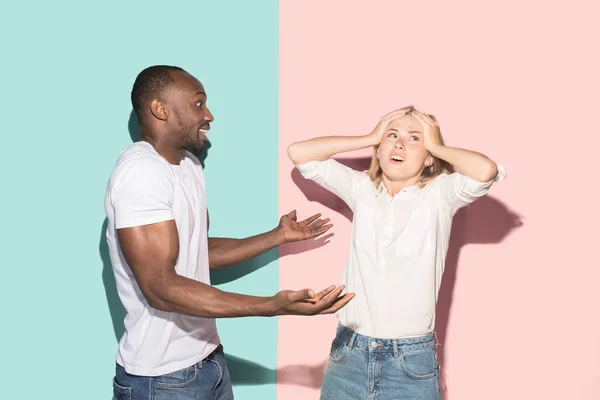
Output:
[366, 107, 453, 188]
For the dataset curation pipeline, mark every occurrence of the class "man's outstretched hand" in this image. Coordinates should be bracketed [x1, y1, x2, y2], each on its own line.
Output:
[271, 285, 354, 316]
[277, 210, 333, 243]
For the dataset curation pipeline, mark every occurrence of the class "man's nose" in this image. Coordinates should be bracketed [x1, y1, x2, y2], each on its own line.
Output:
[205, 108, 215, 122]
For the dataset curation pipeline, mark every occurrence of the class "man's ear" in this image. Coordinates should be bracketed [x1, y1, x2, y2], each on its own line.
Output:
[150, 99, 168, 121]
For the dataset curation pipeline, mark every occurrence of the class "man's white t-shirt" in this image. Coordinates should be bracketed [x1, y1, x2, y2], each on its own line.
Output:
[104, 141, 219, 376]
[297, 159, 505, 339]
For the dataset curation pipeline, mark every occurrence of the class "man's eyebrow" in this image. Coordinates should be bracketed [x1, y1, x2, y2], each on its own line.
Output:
[194, 91, 206, 96]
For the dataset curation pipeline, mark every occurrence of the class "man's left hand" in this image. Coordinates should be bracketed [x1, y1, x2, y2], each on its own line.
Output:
[277, 210, 333, 243]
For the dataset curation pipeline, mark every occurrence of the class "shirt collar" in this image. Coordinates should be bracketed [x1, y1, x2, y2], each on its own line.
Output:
[374, 181, 419, 198]
[375, 181, 387, 197]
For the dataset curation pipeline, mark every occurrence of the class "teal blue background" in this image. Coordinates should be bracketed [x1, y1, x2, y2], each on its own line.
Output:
[1, 1, 279, 399]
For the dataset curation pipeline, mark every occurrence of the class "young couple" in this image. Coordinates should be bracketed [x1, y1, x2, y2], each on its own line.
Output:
[106, 65, 504, 400]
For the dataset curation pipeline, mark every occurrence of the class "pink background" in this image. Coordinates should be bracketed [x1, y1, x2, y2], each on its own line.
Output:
[278, 1, 600, 399]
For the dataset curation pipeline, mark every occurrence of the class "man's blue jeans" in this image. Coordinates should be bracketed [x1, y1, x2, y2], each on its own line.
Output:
[113, 344, 233, 400]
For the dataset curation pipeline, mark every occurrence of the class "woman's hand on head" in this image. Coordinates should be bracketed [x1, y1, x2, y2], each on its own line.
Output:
[412, 110, 442, 152]
[368, 106, 414, 146]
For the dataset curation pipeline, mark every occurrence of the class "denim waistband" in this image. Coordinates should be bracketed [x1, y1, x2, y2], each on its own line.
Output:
[204, 344, 221, 361]
[334, 324, 438, 354]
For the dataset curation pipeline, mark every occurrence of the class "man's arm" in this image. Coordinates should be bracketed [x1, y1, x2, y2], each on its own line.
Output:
[208, 210, 332, 269]
[208, 231, 282, 270]
[118, 220, 351, 318]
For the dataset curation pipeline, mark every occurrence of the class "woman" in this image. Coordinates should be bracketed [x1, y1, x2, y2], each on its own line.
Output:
[287, 106, 505, 400]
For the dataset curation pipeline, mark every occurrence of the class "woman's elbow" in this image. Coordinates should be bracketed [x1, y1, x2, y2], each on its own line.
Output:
[287, 143, 302, 164]
[479, 159, 498, 182]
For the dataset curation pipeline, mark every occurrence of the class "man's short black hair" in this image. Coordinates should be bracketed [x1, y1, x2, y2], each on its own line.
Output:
[131, 65, 186, 119]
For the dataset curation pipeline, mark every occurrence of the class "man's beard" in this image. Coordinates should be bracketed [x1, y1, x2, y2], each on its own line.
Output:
[179, 118, 205, 154]
[188, 130, 205, 154]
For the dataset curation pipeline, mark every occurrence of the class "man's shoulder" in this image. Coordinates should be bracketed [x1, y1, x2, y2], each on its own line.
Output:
[116, 141, 161, 162]
[116, 142, 166, 166]
[111, 142, 173, 181]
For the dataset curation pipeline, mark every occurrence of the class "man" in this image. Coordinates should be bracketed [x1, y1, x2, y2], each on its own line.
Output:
[104, 65, 354, 399]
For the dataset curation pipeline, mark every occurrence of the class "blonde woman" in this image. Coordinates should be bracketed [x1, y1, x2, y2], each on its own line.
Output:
[287, 106, 505, 400]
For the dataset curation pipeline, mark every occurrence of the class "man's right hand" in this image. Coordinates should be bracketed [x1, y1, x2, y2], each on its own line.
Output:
[271, 285, 355, 316]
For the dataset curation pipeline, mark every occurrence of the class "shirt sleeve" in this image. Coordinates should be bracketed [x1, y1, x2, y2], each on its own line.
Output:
[436, 164, 507, 213]
[295, 158, 365, 211]
[112, 155, 175, 229]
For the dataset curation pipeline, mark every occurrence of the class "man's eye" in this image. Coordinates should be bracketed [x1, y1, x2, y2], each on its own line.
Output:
[196, 102, 204, 107]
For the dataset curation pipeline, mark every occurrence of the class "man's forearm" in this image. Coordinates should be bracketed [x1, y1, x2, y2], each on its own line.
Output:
[208, 229, 284, 269]
[150, 272, 276, 317]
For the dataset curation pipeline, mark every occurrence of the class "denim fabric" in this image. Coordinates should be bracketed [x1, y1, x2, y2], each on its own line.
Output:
[321, 324, 441, 400]
[113, 344, 233, 400]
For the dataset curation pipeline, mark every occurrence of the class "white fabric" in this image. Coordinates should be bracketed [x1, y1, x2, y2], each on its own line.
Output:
[297, 159, 505, 339]
[104, 141, 219, 376]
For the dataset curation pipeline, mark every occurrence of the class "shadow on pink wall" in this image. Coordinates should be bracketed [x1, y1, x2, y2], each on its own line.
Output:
[278, 158, 523, 394]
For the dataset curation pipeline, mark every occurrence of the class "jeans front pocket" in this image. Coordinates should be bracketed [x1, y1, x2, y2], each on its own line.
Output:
[113, 378, 132, 400]
[398, 347, 439, 380]
[153, 364, 198, 389]
[329, 339, 347, 363]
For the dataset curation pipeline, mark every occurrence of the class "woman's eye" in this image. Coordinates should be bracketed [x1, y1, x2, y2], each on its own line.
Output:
[388, 133, 397, 138]
[411, 136, 419, 141]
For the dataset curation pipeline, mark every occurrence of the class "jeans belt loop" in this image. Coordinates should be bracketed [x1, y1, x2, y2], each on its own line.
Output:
[348, 332, 357, 349]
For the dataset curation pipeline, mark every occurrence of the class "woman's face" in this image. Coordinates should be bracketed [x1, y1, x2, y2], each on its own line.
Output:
[377, 114, 432, 182]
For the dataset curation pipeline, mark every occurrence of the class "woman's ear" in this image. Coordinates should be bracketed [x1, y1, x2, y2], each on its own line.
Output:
[425, 155, 434, 167]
